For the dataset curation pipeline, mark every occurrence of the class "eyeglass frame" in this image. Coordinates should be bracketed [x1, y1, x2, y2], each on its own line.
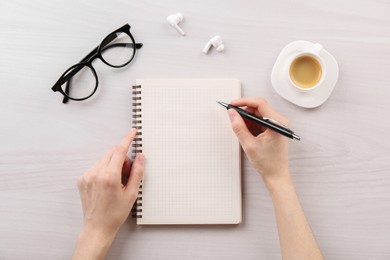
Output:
[51, 24, 143, 104]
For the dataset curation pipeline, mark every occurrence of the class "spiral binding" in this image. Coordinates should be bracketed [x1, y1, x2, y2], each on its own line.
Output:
[131, 85, 143, 218]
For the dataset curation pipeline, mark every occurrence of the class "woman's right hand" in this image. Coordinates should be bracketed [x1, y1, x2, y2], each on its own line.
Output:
[227, 97, 290, 184]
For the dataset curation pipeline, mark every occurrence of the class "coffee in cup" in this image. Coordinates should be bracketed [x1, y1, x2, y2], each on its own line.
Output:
[288, 43, 325, 92]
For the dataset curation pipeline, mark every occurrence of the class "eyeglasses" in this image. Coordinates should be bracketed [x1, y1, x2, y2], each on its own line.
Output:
[51, 24, 143, 104]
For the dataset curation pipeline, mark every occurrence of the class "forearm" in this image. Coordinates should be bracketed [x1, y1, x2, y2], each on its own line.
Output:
[72, 226, 117, 260]
[265, 172, 324, 260]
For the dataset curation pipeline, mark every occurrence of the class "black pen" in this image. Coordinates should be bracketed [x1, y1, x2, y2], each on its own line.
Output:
[217, 101, 301, 141]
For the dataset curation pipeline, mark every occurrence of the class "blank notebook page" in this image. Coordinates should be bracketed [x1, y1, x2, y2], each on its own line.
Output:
[136, 79, 241, 224]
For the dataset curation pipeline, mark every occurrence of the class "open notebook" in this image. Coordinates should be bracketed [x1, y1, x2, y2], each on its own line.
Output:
[132, 79, 241, 224]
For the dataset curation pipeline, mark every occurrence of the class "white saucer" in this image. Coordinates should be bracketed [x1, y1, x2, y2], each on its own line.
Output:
[271, 40, 339, 108]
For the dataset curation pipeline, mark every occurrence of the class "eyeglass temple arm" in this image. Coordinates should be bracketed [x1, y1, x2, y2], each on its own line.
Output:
[57, 42, 143, 103]
[58, 43, 142, 89]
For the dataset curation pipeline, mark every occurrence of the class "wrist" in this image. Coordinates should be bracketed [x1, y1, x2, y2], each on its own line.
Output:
[262, 169, 293, 195]
[81, 223, 118, 245]
[73, 224, 118, 260]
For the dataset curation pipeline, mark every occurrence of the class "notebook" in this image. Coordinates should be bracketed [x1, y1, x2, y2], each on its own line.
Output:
[132, 79, 241, 224]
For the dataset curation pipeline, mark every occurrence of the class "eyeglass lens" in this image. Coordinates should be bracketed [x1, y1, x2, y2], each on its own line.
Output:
[61, 31, 135, 100]
[61, 64, 97, 100]
[101, 32, 135, 67]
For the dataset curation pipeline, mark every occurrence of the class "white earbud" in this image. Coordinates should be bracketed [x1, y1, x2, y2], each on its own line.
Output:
[202, 36, 225, 54]
[167, 13, 185, 36]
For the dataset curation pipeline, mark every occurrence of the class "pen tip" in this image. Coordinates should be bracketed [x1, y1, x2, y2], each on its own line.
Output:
[217, 101, 228, 108]
[293, 134, 301, 141]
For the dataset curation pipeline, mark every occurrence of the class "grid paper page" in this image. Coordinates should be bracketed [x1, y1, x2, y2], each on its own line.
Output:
[136, 79, 241, 224]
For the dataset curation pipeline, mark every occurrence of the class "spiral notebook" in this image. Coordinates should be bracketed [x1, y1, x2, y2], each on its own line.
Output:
[132, 79, 241, 224]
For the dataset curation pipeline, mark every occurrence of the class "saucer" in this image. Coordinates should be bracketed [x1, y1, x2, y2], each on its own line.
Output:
[271, 40, 339, 108]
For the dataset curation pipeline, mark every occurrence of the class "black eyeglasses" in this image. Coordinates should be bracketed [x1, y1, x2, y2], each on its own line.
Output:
[51, 24, 143, 104]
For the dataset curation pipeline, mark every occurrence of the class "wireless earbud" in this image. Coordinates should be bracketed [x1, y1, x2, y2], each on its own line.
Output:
[167, 13, 185, 36]
[203, 36, 225, 54]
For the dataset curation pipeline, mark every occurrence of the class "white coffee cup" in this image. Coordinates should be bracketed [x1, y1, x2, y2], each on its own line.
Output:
[288, 43, 326, 92]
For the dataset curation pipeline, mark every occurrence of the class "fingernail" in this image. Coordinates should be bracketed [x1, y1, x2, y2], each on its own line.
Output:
[127, 128, 137, 138]
[228, 109, 236, 122]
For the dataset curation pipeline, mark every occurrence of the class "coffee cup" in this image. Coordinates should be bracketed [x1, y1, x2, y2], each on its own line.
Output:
[288, 43, 326, 92]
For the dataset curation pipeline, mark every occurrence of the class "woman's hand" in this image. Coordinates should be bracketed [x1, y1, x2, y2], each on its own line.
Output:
[73, 128, 143, 260]
[227, 97, 289, 184]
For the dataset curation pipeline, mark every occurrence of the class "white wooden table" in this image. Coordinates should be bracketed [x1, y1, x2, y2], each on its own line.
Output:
[1, 1, 389, 259]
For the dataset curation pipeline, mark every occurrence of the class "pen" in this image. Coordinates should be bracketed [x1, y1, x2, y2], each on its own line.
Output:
[217, 101, 301, 141]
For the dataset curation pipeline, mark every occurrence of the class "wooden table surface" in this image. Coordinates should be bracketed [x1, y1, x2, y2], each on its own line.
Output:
[1, 0, 389, 259]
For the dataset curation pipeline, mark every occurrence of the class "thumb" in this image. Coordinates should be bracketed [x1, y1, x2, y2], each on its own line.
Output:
[228, 109, 253, 147]
[125, 154, 144, 202]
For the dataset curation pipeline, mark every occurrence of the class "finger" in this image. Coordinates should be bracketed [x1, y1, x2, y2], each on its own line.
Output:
[125, 153, 144, 200]
[237, 106, 266, 133]
[241, 107, 267, 134]
[231, 97, 270, 120]
[230, 97, 263, 108]
[231, 97, 273, 116]
[108, 128, 137, 178]
[241, 106, 259, 116]
[232, 97, 288, 126]
[88, 146, 116, 174]
[118, 128, 137, 152]
[228, 109, 254, 147]
[243, 118, 267, 136]
[121, 156, 131, 185]
[229, 105, 267, 136]
[254, 98, 289, 127]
